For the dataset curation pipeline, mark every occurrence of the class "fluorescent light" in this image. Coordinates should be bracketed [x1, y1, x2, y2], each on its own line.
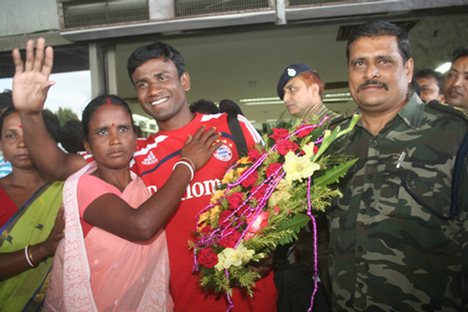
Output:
[239, 92, 353, 106]
[239, 97, 280, 103]
[435, 62, 451, 74]
[324, 92, 350, 98]
[243, 100, 284, 106]
[323, 98, 352, 103]
[323, 92, 352, 103]
[239, 97, 283, 106]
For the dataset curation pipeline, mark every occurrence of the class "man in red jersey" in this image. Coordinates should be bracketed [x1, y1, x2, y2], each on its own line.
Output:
[12, 38, 277, 311]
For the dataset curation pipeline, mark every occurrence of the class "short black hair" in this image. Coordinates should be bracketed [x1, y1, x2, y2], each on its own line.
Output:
[59, 119, 85, 153]
[190, 99, 220, 114]
[219, 99, 244, 116]
[451, 46, 468, 63]
[82, 95, 134, 137]
[0, 89, 13, 113]
[414, 69, 444, 92]
[346, 20, 412, 63]
[127, 42, 186, 83]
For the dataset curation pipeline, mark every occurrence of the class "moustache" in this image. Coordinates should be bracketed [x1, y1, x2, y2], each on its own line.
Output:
[358, 80, 388, 92]
[448, 86, 463, 95]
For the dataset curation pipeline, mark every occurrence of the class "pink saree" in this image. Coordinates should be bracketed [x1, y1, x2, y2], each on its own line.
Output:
[44, 162, 173, 311]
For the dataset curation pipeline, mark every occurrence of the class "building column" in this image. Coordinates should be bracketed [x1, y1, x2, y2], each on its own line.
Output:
[148, 0, 175, 20]
[88, 43, 105, 97]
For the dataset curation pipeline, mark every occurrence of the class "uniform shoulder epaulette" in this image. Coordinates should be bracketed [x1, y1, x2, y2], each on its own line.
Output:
[330, 114, 353, 129]
[426, 100, 468, 121]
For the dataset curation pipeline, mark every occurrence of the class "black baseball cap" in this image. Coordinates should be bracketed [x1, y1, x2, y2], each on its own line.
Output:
[277, 63, 315, 100]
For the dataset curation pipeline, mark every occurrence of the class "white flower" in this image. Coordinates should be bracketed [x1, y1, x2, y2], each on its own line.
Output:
[302, 142, 316, 158]
[215, 243, 255, 271]
[283, 151, 320, 184]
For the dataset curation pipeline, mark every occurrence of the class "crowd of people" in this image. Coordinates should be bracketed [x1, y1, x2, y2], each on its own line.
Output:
[0, 20, 466, 311]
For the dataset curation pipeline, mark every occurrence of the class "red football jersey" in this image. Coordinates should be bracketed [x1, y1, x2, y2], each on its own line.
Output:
[132, 113, 277, 311]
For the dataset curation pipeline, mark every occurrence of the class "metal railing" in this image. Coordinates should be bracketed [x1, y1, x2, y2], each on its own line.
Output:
[58, 0, 379, 29]
[175, 0, 270, 17]
[59, 0, 149, 29]
[289, 0, 374, 6]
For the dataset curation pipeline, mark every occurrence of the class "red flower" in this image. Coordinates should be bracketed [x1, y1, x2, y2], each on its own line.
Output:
[198, 247, 218, 268]
[269, 128, 289, 142]
[235, 205, 252, 218]
[277, 140, 299, 156]
[296, 124, 315, 138]
[241, 171, 258, 188]
[219, 230, 242, 248]
[218, 210, 233, 225]
[248, 149, 262, 161]
[251, 184, 267, 203]
[227, 192, 245, 210]
[200, 225, 212, 234]
[266, 163, 282, 178]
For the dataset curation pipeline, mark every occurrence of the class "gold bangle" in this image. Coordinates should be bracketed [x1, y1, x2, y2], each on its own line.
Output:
[28, 245, 37, 267]
[24, 245, 36, 268]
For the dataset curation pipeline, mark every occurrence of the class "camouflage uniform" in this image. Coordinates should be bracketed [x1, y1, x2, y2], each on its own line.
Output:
[303, 104, 343, 125]
[327, 94, 468, 311]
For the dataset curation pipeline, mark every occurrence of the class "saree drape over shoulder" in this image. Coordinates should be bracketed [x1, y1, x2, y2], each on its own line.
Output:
[0, 181, 64, 312]
[44, 162, 173, 312]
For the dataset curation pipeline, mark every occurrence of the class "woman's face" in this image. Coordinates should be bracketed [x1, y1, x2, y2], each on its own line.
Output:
[0, 112, 35, 170]
[84, 104, 137, 171]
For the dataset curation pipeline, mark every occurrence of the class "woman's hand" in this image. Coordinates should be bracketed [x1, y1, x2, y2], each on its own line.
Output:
[41, 208, 65, 257]
[12, 37, 54, 114]
[180, 126, 222, 170]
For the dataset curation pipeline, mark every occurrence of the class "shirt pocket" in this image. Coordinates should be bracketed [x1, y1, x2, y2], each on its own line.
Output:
[380, 154, 453, 221]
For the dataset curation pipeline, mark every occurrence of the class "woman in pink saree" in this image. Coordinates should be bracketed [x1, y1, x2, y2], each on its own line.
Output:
[44, 95, 220, 311]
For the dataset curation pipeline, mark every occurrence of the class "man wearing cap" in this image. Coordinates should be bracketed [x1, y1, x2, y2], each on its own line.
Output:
[277, 63, 342, 122]
[274, 63, 338, 312]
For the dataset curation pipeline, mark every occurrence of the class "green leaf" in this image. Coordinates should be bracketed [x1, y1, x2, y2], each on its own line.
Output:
[313, 114, 360, 161]
[276, 213, 310, 231]
[313, 158, 357, 187]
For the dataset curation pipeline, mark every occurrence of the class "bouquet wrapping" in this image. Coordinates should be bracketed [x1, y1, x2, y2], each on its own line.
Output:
[191, 115, 359, 309]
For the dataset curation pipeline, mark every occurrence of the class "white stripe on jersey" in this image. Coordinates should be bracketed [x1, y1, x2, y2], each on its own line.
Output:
[237, 114, 264, 145]
[133, 135, 169, 157]
[199, 113, 223, 122]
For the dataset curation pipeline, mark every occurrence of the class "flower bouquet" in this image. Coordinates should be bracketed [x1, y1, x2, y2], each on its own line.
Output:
[191, 114, 359, 306]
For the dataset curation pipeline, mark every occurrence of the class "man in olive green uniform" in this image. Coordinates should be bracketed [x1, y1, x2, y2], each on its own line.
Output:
[277, 63, 342, 122]
[328, 21, 468, 311]
[274, 64, 343, 312]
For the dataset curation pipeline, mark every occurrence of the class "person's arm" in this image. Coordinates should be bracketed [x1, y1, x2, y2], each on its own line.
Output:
[462, 140, 468, 308]
[83, 126, 221, 242]
[0, 209, 64, 280]
[12, 38, 86, 180]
